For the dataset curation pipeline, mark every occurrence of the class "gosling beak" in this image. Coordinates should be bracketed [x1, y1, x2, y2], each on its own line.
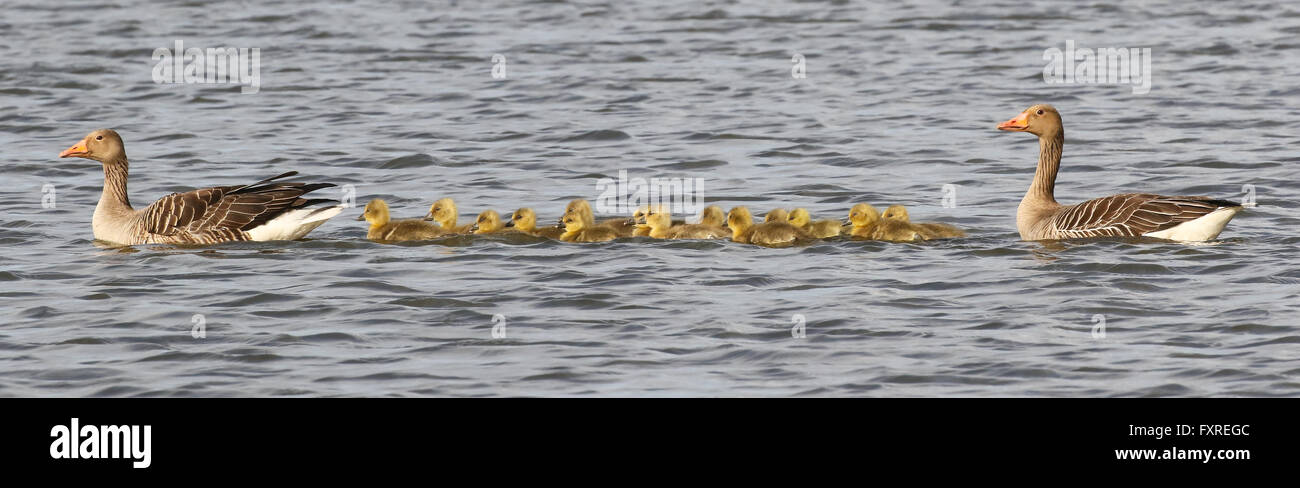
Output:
[470, 224, 480, 233]
[59, 140, 89, 158]
[842, 218, 852, 226]
[423, 213, 435, 221]
[355, 215, 366, 221]
[997, 111, 1030, 131]
[624, 218, 636, 225]
[504, 220, 515, 228]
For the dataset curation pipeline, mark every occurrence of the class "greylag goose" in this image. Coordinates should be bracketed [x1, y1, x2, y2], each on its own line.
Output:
[505, 207, 564, 239]
[881, 205, 965, 239]
[59, 129, 342, 245]
[358, 199, 447, 241]
[560, 211, 620, 242]
[726, 206, 813, 247]
[788, 208, 842, 238]
[645, 207, 727, 239]
[997, 105, 1243, 241]
[424, 198, 474, 234]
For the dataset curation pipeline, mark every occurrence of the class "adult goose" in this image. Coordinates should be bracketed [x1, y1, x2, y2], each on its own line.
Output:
[59, 129, 343, 245]
[997, 105, 1243, 241]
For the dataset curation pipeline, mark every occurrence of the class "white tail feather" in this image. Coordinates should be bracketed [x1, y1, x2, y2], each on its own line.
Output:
[246, 205, 344, 241]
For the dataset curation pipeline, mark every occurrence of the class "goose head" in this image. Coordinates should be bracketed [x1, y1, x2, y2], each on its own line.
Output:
[472, 210, 503, 234]
[59, 129, 127, 165]
[846, 203, 881, 228]
[997, 104, 1061, 137]
[631, 205, 651, 225]
[699, 205, 725, 227]
[787, 208, 812, 227]
[507, 207, 536, 231]
[425, 198, 457, 227]
[881, 205, 911, 223]
[358, 199, 391, 226]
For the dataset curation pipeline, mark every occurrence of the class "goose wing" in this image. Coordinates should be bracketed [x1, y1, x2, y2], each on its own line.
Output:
[138, 171, 336, 237]
[1051, 193, 1241, 238]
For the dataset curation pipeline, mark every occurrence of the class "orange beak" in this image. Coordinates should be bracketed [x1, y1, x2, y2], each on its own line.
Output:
[997, 111, 1030, 131]
[59, 140, 89, 158]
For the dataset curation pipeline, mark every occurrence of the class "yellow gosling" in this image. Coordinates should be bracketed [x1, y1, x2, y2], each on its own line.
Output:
[645, 207, 727, 239]
[846, 203, 882, 239]
[471, 210, 511, 234]
[506, 208, 563, 239]
[763, 208, 789, 223]
[425, 198, 474, 234]
[788, 207, 842, 238]
[882, 205, 966, 239]
[561, 198, 636, 237]
[560, 211, 620, 243]
[728, 206, 811, 247]
[358, 199, 447, 242]
[698, 205, 726, 228]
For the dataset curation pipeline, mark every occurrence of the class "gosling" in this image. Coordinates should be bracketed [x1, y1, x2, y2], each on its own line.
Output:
[881, 205, 966, 239]
[505, 208, 564, 239]
[788, 208, 842, 238]
[560, 211, 621, 243]
[727, 206, 812, 247]
[645, 207, 728, 239]
[425, 198, 475, 234]
[358, 199, 448, 242]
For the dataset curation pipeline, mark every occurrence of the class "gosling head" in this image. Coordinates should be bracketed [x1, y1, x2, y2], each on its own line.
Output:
[997, 104, 1061, 138]
[699, 205, 725, 227]
[881, 205, 911, 223]
[645, 206, 673, 231]
[425, 198, 457, 226]
[560, 198, 594, 227]
[562, 213, 587, 233]
[727, 206, 754, 232]
[59, 129, 127, 165]
[507, 207, 536, 230]
[764, 208, 789, 223]
[846, 203, 881, 227]
[358, 199, 391, 225]
[788, 208, 812, 227]
[472, 210, 503, 234]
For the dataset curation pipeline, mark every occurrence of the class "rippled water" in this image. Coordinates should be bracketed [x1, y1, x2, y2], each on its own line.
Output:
[2, 0, 1298, 397]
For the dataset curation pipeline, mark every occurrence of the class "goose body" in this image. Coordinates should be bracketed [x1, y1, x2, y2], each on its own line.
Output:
[998, 105, 1242, 241]
[60, 129, 341, 246]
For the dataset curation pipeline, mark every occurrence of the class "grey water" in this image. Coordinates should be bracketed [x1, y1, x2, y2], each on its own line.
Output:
[1, 0, 1297, 397]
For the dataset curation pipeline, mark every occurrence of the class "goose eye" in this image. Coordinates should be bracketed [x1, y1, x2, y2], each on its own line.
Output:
[95, 135, 103, 141]
[1036, 109, 1044, 115]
